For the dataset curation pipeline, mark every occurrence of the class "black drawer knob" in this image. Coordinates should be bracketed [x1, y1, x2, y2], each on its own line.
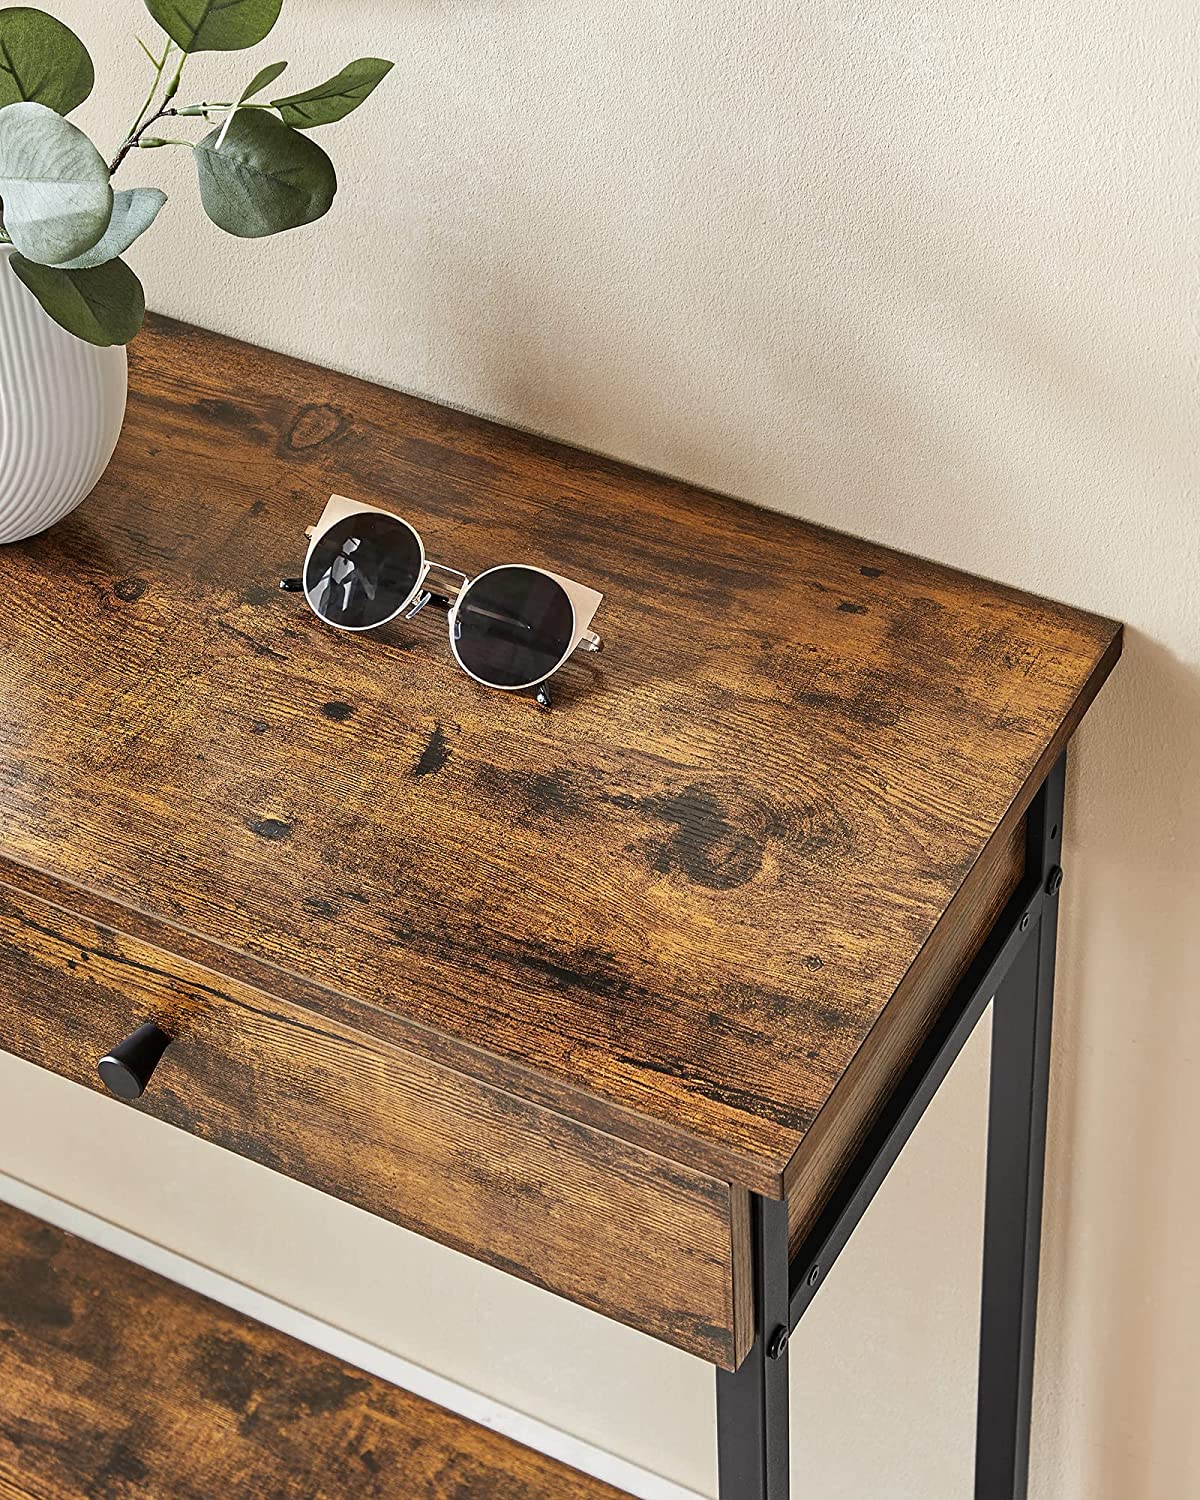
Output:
[97, 1022, 172, 1100]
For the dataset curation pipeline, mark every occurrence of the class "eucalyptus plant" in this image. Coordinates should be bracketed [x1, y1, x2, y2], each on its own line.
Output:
[0, 3, 392, 345]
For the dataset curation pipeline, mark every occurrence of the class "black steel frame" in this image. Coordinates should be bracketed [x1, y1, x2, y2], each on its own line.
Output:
[716, 754, 1067, 1500]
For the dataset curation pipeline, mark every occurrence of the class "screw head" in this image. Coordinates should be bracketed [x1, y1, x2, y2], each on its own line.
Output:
[1046, 865, 1064, 896]
[807, 1264, 821, 1287]
[766, 1325, 789, 1359]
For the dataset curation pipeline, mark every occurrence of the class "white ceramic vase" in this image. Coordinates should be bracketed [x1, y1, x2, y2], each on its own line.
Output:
[0, 246, 128, 545]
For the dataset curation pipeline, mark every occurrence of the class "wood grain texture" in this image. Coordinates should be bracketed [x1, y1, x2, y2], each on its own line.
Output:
[0, 879, 749, 1369]
[786, 811, 1027, 1256]
[0, 1199, 629, 1500]
[0, 316, 1122, 1199]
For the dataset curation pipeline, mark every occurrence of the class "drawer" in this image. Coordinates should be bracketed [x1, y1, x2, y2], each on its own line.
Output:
[0, 879, 752, 1369]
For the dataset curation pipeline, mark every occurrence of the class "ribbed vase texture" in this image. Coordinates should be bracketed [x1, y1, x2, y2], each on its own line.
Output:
[0, 247, 128, 544]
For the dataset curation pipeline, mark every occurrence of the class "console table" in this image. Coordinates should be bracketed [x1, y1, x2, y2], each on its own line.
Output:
[0, 317, 1121, 1498]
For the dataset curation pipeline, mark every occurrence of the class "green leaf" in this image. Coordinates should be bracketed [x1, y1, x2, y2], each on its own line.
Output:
[9, 252, 145, 345]
[55, 186, 166, 269]
[273, 58, 393, 129]
[0, 8, 94, 115]
[194, 110, 335, 238]
[143, 0, 282, 54]
[0, 101, 112, 263]
[214, 59, 286, 149]
[242, 59, 287, 101]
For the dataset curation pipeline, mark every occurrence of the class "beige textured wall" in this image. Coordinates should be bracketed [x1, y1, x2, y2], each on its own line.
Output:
[2, 2, 1197, 1495]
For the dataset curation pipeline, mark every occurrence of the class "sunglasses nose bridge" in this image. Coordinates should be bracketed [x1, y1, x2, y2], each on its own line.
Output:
[424, 558, 469, 606]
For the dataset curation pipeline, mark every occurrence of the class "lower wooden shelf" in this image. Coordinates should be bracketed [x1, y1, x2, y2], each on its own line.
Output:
[0, 1200, 628, 1499]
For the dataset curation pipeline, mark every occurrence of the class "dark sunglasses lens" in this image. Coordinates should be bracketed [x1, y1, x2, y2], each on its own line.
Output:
[454, 567, 574, 688]
[304, 512, 422, 630]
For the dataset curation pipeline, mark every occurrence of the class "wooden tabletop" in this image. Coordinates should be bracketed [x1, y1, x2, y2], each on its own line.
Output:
[0, 317, 1121, 1198]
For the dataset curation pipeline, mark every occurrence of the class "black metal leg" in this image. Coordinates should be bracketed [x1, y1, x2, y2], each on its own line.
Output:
[716, 1196, 791, 1499]
[975, 756, 1065, 1499]
[715, 756, 1066, 1500]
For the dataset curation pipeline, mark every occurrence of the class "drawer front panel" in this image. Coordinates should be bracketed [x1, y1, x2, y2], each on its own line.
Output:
[0, 883, 751, 1368]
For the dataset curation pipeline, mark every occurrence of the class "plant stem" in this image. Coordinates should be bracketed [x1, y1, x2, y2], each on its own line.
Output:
[109, 42, 187, 176]
[110, 107, 167, 174]
[175, 101, 276, 116]
[126, 40, 170, 140]
[162, 53, 185, 105]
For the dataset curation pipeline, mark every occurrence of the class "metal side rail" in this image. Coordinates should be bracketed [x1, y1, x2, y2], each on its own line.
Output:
[717, 754, 1067, 1500]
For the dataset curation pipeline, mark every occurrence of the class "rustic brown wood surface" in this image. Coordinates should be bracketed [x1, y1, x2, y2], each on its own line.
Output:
[0, 877, 750, 1368]
[0, 317, 1121, 1202]
[785, 812, 1026, 1255]
[0, 1199, 628, 1500]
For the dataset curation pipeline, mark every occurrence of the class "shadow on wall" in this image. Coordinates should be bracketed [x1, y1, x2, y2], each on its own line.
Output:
[1043, 629, 1200, 1500]
[411, 168, 1190, 593]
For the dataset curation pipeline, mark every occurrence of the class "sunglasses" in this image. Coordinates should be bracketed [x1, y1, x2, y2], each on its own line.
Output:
[280, 495, 604, 708]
